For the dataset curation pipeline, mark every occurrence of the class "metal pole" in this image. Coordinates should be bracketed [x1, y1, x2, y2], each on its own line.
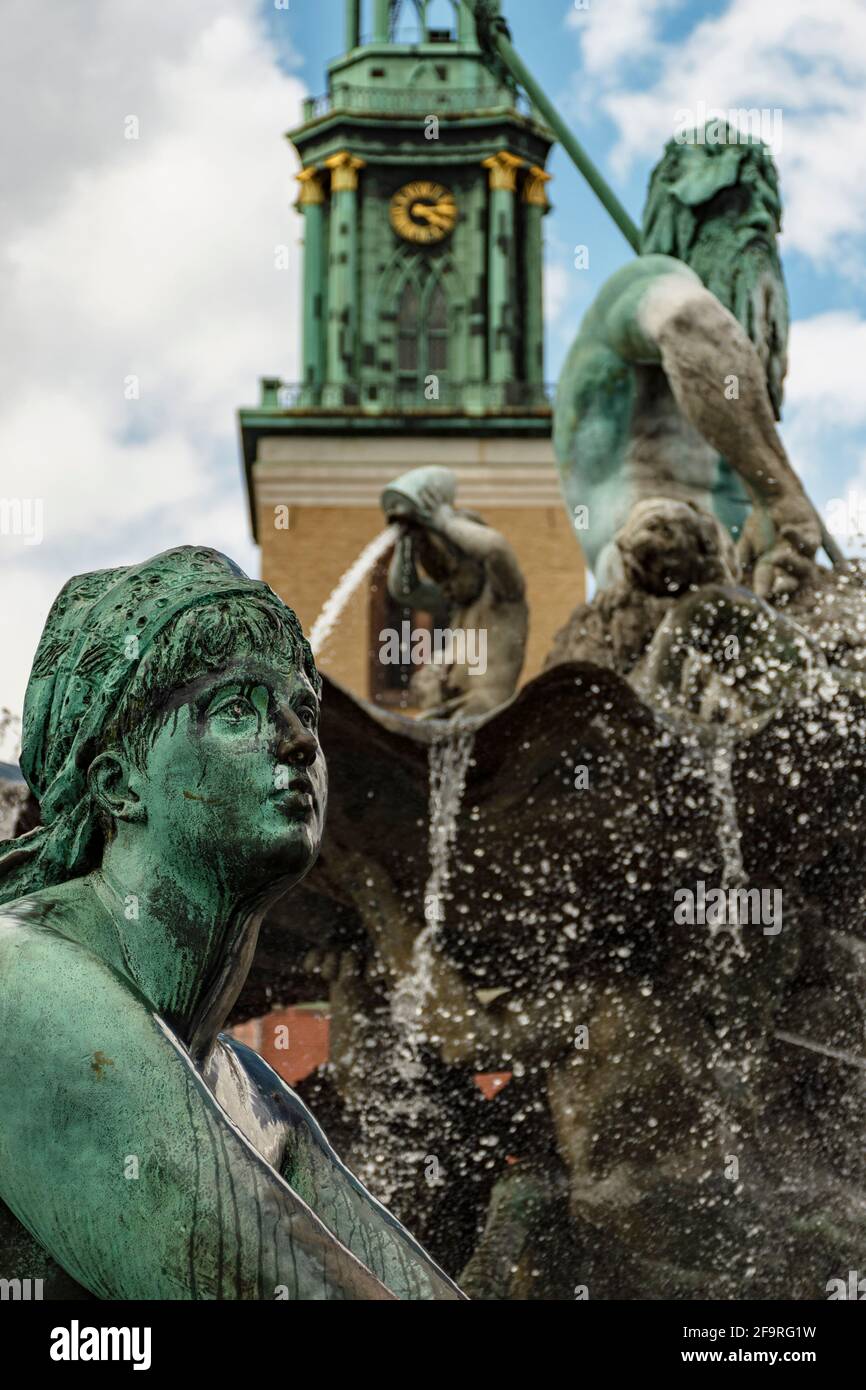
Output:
[473, 11, 641, 252]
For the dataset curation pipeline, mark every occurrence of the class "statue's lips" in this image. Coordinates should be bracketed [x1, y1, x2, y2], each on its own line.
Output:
[270, 783, 316, 818]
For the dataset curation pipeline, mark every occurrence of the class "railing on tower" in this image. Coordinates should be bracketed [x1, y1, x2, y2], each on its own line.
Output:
[257, 380, 555, 413]
[302, 83, 532, 121]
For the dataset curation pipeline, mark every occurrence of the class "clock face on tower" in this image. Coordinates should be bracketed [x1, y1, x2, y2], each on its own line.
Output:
[390, 181, 458, 245]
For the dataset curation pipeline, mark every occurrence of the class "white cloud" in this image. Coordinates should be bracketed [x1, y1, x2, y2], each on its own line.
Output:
[0, 2, 307, 719]
[568, 0, 866, 263]
[786, 313, 866, 428]
[566, 0, 683, 77]
[780, 312, 866, 512]
[544, 258, 573, 328]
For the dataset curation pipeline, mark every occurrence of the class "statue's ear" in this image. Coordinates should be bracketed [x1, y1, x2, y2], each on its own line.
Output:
[88, 751, 146, 824]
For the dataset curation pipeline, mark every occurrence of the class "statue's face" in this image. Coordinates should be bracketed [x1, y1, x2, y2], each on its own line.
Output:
[415, 526, 485, 606]
[132, 658, 326, 894]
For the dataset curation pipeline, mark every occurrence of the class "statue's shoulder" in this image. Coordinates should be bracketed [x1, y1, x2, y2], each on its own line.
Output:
[581, 254, 701, 339]
[561, 255, 705, 378]
[0, 892, 59, 947]
[0, 885, 142, 1038]
[0, 882, 93, 953]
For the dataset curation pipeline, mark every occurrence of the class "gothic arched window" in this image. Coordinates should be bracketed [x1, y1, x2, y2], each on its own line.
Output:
[397, 281, 420, 381]
[390, 0, 459, 42]
[395, 271, 449, 396]
[427, 281, 448, 373]
[425, 0, 459, 38]
[390, 0, 425, 42]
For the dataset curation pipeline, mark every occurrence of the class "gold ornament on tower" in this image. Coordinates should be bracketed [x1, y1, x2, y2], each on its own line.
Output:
[390, 181, 458, 244]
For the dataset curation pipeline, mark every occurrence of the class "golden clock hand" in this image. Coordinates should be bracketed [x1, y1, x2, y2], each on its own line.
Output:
[411, 203, 450, 228]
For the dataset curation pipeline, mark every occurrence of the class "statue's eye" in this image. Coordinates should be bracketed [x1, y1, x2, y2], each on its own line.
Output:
[214, 696, 254, 722]
[298, 704, 318, 729]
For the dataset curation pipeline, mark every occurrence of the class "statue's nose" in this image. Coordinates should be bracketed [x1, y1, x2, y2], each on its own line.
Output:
[276, 713, 318, 768]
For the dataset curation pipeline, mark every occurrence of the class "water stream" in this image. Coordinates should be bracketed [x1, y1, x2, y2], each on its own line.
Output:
[309, 526, 397, 657]
[391, 727, 475, 1079]
[709, 737, 744, 884]
[352, 727, 475, 1206]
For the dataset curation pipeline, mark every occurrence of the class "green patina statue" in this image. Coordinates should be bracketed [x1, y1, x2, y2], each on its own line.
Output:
[0, 547, 463, 1301]
[554, 128, 824, 599]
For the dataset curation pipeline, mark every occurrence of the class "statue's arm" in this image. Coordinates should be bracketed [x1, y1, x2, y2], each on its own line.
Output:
[0, 920, 393, 1301]
[387, 531, 443, 612]
[603, 255, 820, 595]
[435, 512, 525, 603]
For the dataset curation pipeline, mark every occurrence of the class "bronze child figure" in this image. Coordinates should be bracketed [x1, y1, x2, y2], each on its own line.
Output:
[0, 546, 463, 1301]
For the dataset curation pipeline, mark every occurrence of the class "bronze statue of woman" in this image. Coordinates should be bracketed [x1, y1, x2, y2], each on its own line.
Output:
[0, 546, 463, 1300]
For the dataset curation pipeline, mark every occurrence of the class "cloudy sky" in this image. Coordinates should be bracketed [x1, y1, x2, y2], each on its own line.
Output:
[2, 0, 865, 748]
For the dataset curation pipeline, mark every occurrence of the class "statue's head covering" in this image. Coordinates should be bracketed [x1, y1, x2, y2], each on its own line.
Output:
[0, 546, 314, 905]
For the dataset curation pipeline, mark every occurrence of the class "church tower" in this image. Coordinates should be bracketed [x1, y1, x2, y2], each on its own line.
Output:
[240, 0, 585, 703]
